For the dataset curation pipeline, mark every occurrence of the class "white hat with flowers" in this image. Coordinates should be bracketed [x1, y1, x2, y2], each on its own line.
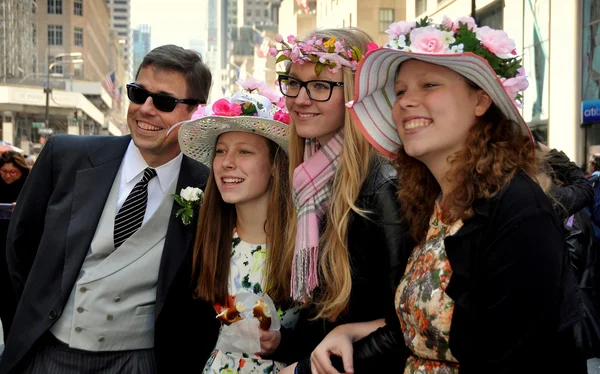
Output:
[348, 16, 532, 159]
[176, 77, 291, 167]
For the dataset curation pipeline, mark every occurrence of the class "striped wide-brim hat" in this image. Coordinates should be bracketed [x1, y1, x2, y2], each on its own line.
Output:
[348, 48, 533, 159]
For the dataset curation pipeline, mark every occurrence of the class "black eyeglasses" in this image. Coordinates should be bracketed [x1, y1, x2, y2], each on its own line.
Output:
[126, 83, 200, 112]
[278, 74, 344, 102]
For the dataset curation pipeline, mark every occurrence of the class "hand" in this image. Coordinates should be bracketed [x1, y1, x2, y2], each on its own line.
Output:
[259, 329, 281, 356]
[310, 325, 354, 374]
[279, 363, 297, 374]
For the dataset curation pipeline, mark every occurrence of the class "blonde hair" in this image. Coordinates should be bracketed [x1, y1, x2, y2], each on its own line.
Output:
[283, 27, 377, 321]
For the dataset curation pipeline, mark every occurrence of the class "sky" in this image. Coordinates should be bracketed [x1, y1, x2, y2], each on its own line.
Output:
[130, 0, 205, 50]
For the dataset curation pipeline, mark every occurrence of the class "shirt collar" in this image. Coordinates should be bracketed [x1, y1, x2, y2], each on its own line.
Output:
[123, 140, 183, 193]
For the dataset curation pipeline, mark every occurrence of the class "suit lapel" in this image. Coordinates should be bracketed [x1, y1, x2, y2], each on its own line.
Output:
[156, 155, 209, 317]
[63, 136, 131, 295]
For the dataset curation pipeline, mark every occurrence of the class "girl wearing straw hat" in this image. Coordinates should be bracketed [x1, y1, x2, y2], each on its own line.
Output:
[176, 79, 300, 373]
[309, 17, 586, 373]
[271, 28, 412, 373]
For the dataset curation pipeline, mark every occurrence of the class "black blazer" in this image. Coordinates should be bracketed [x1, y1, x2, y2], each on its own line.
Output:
[352, 172, 585, 373]
[0, 134, 218, 374]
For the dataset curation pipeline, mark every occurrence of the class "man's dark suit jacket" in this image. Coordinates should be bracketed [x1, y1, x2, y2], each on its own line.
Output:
[0, 134, 220, 374]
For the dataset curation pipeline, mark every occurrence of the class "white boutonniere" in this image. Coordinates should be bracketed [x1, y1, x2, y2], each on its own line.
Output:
[171, 187, 204, 225]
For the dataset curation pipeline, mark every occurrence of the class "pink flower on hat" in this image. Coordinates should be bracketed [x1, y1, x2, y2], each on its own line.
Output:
[366, 43, 379, 52]
[475, 26, 516, 58]
[273, 109, 291, 125]
[385, 21, 416, 40]
[212, 99, 243, 116]
[452, 16, 477, 32]
[409, 26, 448, 54]
[190, 105, 206, 120]
[501, 68, 529, 108]
[236, 77, 267, 92]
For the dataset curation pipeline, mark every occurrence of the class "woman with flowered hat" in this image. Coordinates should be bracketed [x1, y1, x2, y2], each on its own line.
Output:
[175, 78, 300, 373]
[309, 17, 586, 373]
[271, 28, 412, 373]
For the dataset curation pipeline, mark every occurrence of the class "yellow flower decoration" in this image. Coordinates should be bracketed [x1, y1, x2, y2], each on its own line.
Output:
[323, 37, 336, 49]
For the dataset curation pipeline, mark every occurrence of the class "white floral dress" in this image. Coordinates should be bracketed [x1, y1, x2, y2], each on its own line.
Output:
[203, 232, 300, 374]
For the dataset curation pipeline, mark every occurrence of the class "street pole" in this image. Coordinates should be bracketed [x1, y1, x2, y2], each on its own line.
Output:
[42, 53, 83, 130]
[44, 66, 51, 128]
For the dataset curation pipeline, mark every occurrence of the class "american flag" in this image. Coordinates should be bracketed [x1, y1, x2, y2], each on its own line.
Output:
[255, 33, 271, 59]
[103, 72, 121, 104]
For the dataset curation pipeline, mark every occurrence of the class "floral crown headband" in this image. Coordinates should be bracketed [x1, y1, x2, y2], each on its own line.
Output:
[385, 16, 529, 107]
[188, 77, 290, 124]
[269, 33, 377, 75]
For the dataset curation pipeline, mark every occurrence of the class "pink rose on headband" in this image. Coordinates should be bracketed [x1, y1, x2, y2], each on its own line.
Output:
[476, 26, 516, 58]
[190, 105, 206, 120]
[273, 109, 290, 125]
[236, 77, 267, 92]
[212, 99, 243, 116]
[409, 27, 448, 54]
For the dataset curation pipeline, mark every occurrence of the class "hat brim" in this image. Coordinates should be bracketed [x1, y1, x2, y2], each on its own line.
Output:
[349, 48, 533, 159]
[178, 116, 289, 167]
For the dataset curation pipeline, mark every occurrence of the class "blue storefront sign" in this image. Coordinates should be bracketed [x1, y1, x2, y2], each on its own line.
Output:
[583, 100, 600, 123]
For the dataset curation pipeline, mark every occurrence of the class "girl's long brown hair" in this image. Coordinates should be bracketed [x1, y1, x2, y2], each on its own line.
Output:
[283, 27, 377, 321]
[396, 103, 544, 243]
[192, 138, 291, 305]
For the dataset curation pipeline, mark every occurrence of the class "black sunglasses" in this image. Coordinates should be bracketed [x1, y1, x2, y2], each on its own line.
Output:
[126, 83, 200, 112]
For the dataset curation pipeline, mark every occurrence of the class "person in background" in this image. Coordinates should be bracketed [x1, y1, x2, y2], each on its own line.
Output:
[177, 79, 299, 373]
[316, 16, 585, 373]
[272, 28, 411, 373]
[586, 153, 600, 243]
[0, 151, 30, 341]
[0, 44, 214, 374]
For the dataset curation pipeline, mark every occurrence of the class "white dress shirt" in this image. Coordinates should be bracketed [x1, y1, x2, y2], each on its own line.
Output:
[116, 141, 183, 223]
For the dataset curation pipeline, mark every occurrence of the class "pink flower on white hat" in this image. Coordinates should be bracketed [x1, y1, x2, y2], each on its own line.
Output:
[409, 27, 451, 54]
[501, 67, 529, 108]
[475, 26, 517, 58]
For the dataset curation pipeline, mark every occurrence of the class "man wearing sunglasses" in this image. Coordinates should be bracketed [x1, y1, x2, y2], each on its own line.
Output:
[1, 45, 217, 374]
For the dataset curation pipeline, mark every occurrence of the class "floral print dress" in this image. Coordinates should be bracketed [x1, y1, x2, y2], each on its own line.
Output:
[396, 200, 463, 374]
[203, 232, 300, 374]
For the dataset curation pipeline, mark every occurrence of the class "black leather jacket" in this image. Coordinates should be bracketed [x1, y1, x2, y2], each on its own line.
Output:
[272, 156, 412, 369]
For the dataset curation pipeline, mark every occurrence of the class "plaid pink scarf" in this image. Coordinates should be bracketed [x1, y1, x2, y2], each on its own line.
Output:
[291, 129, 344, 301]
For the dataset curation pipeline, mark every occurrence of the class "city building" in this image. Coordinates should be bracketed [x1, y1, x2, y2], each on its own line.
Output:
[133, 24, 151, 74]
[105, 0, 133, 82]
[0, 0, 126, 155]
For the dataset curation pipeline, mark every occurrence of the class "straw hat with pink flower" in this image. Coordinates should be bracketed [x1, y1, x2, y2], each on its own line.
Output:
[174, 77, 291, 166]
[349, 16, 532, 159]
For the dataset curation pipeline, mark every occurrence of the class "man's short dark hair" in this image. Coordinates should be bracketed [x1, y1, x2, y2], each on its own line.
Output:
[136, 44, 212, 104]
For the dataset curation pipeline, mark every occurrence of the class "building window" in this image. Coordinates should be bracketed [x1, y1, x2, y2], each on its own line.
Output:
[379, 8, 394, 32]
[478, 0, 503, 30]
[114, 24, 128, 28]
[74, 0, 83, 15]
[47, 0, 62, 14]
[74, 62, 83, 77]
[114, 15, 127, 20]
[33, 0, 37, 13]
[255, 9, 260, 16]
[522, 0, 549, 143]
[246, 10, 251, 17]
[114, 0, 127, 3]
[48, 25, 63, 45]
[74, 27, 83, 46]
[113, 7, 127, 12]
[264, 9, 269, 17]
[32, 24, 36, 45]
[49, 56, 63, 74]
[415, 0, 426, 16]
[118, 31, 128, 37]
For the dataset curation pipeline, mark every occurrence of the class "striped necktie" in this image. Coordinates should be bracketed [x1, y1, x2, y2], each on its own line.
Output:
[114, 167, 157, 249]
